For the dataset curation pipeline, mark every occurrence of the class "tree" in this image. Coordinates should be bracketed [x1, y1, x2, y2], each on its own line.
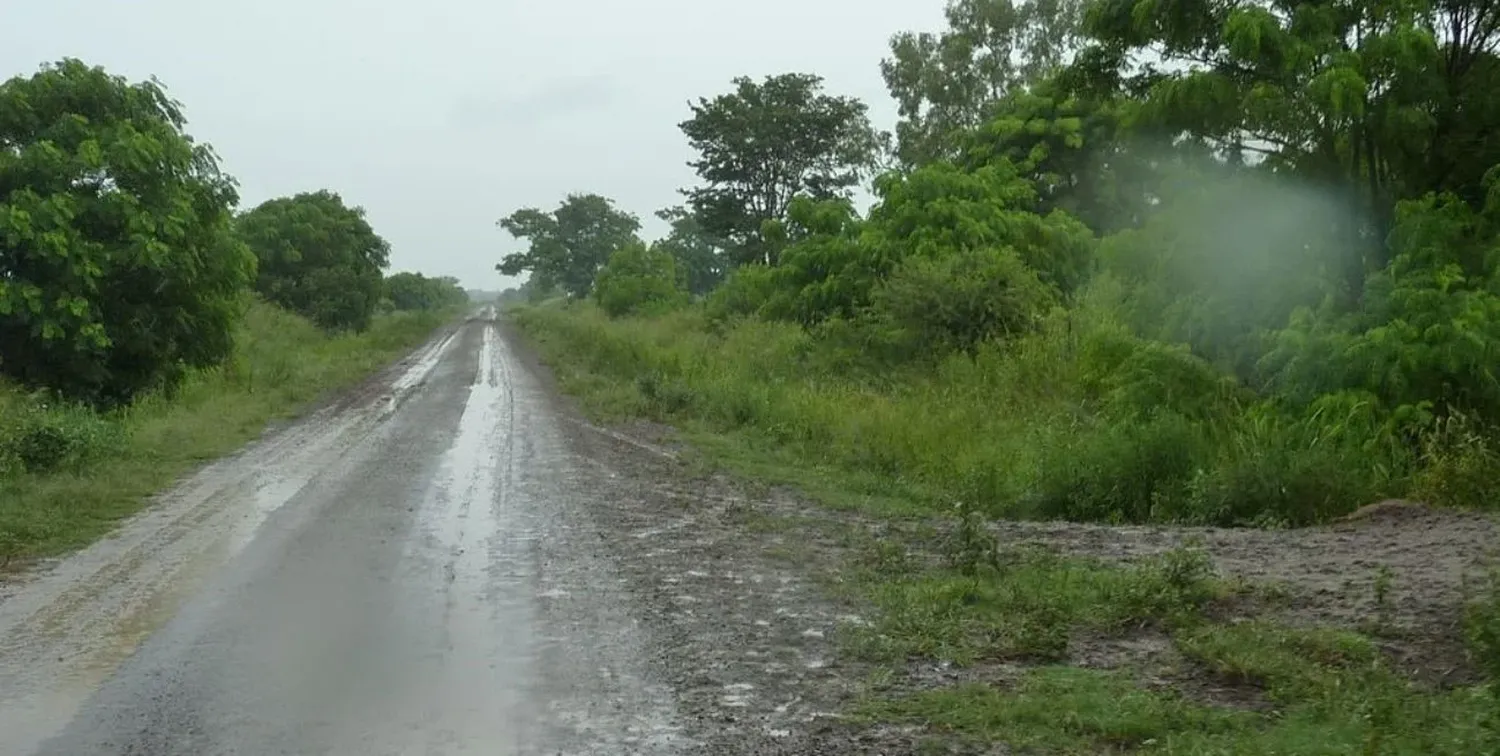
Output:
[593, 241, 689, 317]
[882, 0, 1086, 166]
[652, 206, 726, 296]
[0, 59, 254, 405]
[237, 191, 390, 332]
[1075, 0, 1500, 286]
[384, 272, 467, 312]
[679, 73, 881, 267]
[496, 193, 640, 299]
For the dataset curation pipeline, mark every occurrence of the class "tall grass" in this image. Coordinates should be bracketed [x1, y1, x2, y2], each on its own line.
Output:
[511, 301, 1424, 526]
[0, 301, 456, 562]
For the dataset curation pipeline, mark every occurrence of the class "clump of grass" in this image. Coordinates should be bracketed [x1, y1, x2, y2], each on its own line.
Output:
[0, 301, 456, 562]
[857, 667, 1252, 752]
[842, 545, 1222, 666]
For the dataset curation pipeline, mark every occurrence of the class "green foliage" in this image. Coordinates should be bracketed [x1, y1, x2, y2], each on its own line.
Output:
[680, 73, 882, 266]
[237, 190, 390, 332]
[592, 241, 689, 317]
[384, 271, 467, 312]
[0, 388, 121, 475]
[0, 59, 254, 405]
[869, 245, 1057, 357]
[881, 0, 1086, 166]
[496, 193, 640, 299]
[652, 206, 726, 296]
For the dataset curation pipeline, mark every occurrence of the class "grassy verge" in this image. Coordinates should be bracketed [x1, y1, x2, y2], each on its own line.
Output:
[0, 301, 457, 563]
[508, 300, 1500, 754]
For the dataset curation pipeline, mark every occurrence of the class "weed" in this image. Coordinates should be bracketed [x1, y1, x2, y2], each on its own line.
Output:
[1372, 564, 1396, 633]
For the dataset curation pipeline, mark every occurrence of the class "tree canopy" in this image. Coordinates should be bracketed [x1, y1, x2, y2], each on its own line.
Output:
[237, 190, 391, 332]
[679, 73, 883, 266]
[0, 59, 254, 405]
[496, 193, 641, 299]
[384, 272, 468, 312]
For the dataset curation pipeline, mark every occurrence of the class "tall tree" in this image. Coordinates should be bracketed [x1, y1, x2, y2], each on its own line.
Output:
[1075, 0, 1500, 286]
[0, 59, 254, 405]
[651, 206, 725, 296]
[496, 193, 641, 299]
[679, 73, 881, 267]
[882, 0, 1086, 166]
[237, 190, 391, 332]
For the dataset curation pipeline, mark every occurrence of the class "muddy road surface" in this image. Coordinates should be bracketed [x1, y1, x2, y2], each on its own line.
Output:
[0, 308, 861, 755]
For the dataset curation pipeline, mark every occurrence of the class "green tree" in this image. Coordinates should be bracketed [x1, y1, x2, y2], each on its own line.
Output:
[0, 59, 254, 405]
[384, 272, 467, 311]
[762, 161, 1095, 327]
[496, 193, 641, 299]
[593, 241, 689, 317]
[652, 206, 725, 296]
[1076, 0, 1500, 287]
[882, 0, 1086, 166]
[237, 190, 390, 332]
[679, 73, 881, 267]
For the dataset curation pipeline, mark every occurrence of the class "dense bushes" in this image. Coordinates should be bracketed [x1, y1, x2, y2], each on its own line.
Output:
[592, 242, 688, 317]
[384, 272, 469, 313]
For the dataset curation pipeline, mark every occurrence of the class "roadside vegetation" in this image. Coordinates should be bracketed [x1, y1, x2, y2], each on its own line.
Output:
[0, 59, 465, 563]
[497, 0, 1500, 750]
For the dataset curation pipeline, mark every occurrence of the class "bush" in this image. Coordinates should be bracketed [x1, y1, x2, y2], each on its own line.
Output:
[870, 246, 1058, 358]
[0, 390, 122, 475]
[593, 242, 689, 317]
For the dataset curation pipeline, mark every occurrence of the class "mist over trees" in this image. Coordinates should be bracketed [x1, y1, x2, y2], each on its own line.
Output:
[502, 0, 1500, 525]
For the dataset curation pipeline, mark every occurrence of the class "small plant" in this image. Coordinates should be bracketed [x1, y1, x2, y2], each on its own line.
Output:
[947, 499, 1001, 577]
[1371, 564, 1395, 633]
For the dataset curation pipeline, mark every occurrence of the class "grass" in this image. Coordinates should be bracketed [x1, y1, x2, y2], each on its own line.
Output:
[856, 621, 1495, 754]
[507, 301, 1417, 528]
[507, 299, 1500, 755]
[843, 545, 1222, 665]
[0, 301, 457, 562]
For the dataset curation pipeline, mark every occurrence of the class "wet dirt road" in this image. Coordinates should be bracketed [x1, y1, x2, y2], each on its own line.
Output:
[0, 309, 701, 755]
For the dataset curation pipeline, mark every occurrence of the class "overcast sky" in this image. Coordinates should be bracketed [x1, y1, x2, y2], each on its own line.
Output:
[2, 0, 946, 290]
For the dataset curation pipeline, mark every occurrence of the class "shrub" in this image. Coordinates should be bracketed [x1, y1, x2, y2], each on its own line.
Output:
[870, 246, 1058, 358]
[593, 242, 689, 317]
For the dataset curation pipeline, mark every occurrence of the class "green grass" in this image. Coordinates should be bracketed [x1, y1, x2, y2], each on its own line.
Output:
[0, 301, 457, 562]
[844, 545, 1222, 665]
[857, 622, 1496, 755]
[507, 301, 1411, 528]
[507, 299, 1500, 755]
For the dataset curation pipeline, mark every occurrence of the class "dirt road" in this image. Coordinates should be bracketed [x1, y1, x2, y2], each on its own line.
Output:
[0, 308, 865, 755]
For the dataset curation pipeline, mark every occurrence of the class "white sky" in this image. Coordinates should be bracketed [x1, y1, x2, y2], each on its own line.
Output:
[2, 0, 947, 290]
